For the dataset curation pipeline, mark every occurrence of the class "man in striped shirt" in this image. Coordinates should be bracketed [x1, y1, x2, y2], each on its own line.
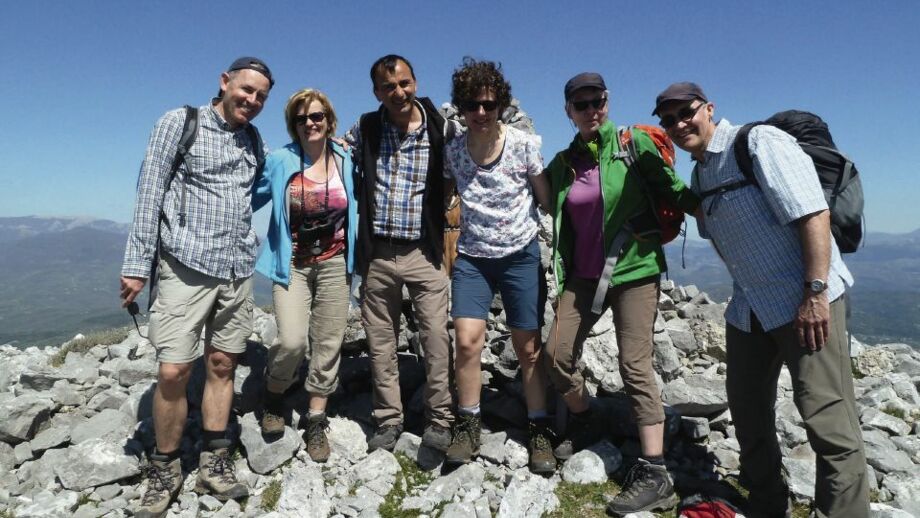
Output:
[653, 82, 868, 518]
[120, 57, 273, 518]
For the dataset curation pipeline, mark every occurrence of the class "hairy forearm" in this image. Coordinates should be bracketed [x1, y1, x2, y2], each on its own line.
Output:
[798, 209, 831, 282]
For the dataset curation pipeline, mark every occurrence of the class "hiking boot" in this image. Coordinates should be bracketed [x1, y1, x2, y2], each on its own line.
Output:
[445, 413, 481, 464]
[195, 440, 248, 501]
[261, 390, 285, 437]
[367, 424, 403, 452]
[554, 408, 605, 460]
[135, 454, 182, 518]
[528, 419, 556, 474]
[304, 413, 331, 463]
[421, 423, 451, 452]
[606, 458, 678, 516]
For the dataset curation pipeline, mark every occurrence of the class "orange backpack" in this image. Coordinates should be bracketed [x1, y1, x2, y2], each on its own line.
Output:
[617, 124, 684, 244]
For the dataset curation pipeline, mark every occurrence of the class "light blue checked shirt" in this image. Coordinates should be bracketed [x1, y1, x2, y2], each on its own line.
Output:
[692, 119, 853, 332]
[122, 103, 265, 281]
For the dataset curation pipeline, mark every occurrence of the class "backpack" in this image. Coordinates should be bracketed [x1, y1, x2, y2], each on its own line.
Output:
[733, 110, 864, 253]
[617, 124, 685, 244]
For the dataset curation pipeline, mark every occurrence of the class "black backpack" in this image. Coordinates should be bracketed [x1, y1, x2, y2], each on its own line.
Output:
[733, 110, 864, 252]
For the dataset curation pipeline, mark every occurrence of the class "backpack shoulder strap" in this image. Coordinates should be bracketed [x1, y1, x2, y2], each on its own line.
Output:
[359, 109, 383, 162]
[244, 123, 265, 177]
[170, 106, 198, 227]
[171, 106, 198, 176]
[732, 122, 760, 186]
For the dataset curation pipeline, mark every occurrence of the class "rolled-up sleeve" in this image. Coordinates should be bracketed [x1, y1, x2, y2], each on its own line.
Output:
[748, 125, 827, 225]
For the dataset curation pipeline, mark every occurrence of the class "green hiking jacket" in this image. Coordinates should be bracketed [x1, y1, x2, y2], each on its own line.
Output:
[545, 120, 700, 294]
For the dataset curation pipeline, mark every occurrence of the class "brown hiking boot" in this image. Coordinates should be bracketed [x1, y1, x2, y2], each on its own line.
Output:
[261, 391, 285, 437]
[304, 413, 331, 463]
[606, 459, 678, 516]
[135, 454, 182, 518]
[261, 410, 285, 437]
[445, 413, 481, 465]
[195, 440, 248, 501]
[528, 419, 556, 474]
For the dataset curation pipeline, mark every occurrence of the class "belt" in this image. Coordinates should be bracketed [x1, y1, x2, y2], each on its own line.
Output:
[374, 235, 421, 246]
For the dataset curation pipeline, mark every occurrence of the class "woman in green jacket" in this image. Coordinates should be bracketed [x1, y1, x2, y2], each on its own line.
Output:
[543, 73, 699, 516]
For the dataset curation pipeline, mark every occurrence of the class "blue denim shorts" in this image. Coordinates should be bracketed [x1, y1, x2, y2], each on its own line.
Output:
[450, 238, 543, 330]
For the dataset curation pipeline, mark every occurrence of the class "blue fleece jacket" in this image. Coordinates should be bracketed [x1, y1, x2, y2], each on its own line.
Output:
[252, 140, 358, 285]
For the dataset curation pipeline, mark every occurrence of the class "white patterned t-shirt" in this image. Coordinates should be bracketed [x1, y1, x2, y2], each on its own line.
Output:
[444, 124, 543, 258]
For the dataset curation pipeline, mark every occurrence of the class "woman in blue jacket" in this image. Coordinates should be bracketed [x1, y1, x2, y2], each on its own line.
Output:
[252, 88, 357, 462]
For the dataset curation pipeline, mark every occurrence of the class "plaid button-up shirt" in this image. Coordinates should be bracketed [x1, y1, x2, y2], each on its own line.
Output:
[122, 103, 265, 281]
[692, 119, 853, 332]
[346, 100, 444, 240]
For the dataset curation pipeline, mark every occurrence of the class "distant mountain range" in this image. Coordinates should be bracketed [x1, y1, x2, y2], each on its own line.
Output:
[0, 216, 917, 347]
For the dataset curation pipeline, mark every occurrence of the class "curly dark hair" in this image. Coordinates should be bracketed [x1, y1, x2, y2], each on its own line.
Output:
[451, 57, 512, 114]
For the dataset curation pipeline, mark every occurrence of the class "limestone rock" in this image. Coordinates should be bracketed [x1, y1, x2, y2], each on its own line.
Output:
[0, 393, 55, 443]
[661, 374, 728, 416]
[53, 438, 141, 490]
[70, 408, 133, 444]
[238, 413, 303, 474]
[498, 468, 559, 517]
[275, 463, 332, 517]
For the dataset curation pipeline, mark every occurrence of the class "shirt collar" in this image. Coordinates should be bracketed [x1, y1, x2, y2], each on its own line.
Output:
[704, 118, 735, 154]
[207, 99, 237, 131]
[382, 98, 427, 136]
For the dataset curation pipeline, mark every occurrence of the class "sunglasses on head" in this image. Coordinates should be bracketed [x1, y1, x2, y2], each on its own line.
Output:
[459, 99, 500, 113]
[659, 102, 706, 129]
[295, 112, 326, 125]
[570, 96, 607, 112]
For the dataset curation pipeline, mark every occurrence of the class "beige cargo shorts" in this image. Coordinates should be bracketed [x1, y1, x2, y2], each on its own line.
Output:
[148, 253, 253, 364]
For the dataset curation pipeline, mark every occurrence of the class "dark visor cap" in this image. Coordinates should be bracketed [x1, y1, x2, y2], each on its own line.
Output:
[226, 56, 275, 88]
[652, 82, 708, 116]
[564, 72, 607, 101]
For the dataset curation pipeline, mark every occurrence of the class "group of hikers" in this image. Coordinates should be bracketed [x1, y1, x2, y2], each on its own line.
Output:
[119, 54, 869, 517]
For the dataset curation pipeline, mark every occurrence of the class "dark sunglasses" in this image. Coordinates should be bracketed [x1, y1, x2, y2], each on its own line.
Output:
[459, 99, 500, 113]
[570, 96, 607, 112]
[295, 112, 326, 125]
[659, 102, 706, 129]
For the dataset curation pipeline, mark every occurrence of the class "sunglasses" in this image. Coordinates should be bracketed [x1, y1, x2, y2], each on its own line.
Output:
[459, 100, 500, 113]
[659, 102, 706, 129]
[295, 112, 326, 125]
[570, 96, 607, 112]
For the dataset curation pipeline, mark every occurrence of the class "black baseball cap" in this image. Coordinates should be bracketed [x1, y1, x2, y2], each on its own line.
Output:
[564, 72, 607, 101]
[652, 82, 708, 116]
[226, 56, 274, 87]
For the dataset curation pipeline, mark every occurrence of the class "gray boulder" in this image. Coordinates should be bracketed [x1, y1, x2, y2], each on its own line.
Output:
[401, 462, 484, 512]
[881, 470, 920, 516]
[53, 438, 141, 490]
[661, 374, 728, 416]
[275, 463, 332, 517]
[238, 413, 303, 474]
[117, 359, 157, 387]
[12, 488, 79, 517]
[479, 431, 508, 465]
[863, 429, 915, 474]
[0, 393, 55, 443]
[861, 407, 912, 437]
[498, 468, 559, 517]
[326, 417, 367, 464]
[70, 408, 133, 444]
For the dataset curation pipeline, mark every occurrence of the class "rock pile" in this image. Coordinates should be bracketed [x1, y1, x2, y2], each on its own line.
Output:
[2, 257, 919, 516]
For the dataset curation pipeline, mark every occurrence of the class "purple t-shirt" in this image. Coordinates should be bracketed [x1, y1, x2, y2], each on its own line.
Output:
[565, 156, 605, 279]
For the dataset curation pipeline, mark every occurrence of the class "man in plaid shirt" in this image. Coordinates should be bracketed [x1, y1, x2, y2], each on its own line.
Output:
[120, 57, 273, 517]
[345, 55, 460, 455]
[654, 82, 868, 518]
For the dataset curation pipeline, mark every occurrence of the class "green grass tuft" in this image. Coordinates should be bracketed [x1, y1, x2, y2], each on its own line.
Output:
[549, 480, 620, 518]
[50, 327, 130, 367]
[379, 453, 435, 518]
[882, 405, 906, 420]
[260, 478, 283, 512]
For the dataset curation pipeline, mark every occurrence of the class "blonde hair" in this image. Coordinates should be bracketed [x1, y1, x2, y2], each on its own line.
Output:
[284, 88, 338, 143]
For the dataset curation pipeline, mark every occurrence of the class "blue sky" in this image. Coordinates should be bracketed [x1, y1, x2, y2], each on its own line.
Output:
[1, 1, 917, 233]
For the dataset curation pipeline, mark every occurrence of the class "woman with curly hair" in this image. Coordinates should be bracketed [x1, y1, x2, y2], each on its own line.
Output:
[252, 88, 357, 463]
[441, 58, 554, 473]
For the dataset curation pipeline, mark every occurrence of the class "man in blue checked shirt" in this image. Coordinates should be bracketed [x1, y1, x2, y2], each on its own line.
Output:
[345, 54, 461, 455]
[120, 57, 273, 518]
[653, 82, 869, 518]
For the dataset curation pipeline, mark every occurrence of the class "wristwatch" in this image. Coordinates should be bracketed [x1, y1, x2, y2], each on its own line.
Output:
[805, 279, 828, 295]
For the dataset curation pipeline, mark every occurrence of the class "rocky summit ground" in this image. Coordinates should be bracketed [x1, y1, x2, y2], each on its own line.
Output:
[1, 278, 919, 517]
